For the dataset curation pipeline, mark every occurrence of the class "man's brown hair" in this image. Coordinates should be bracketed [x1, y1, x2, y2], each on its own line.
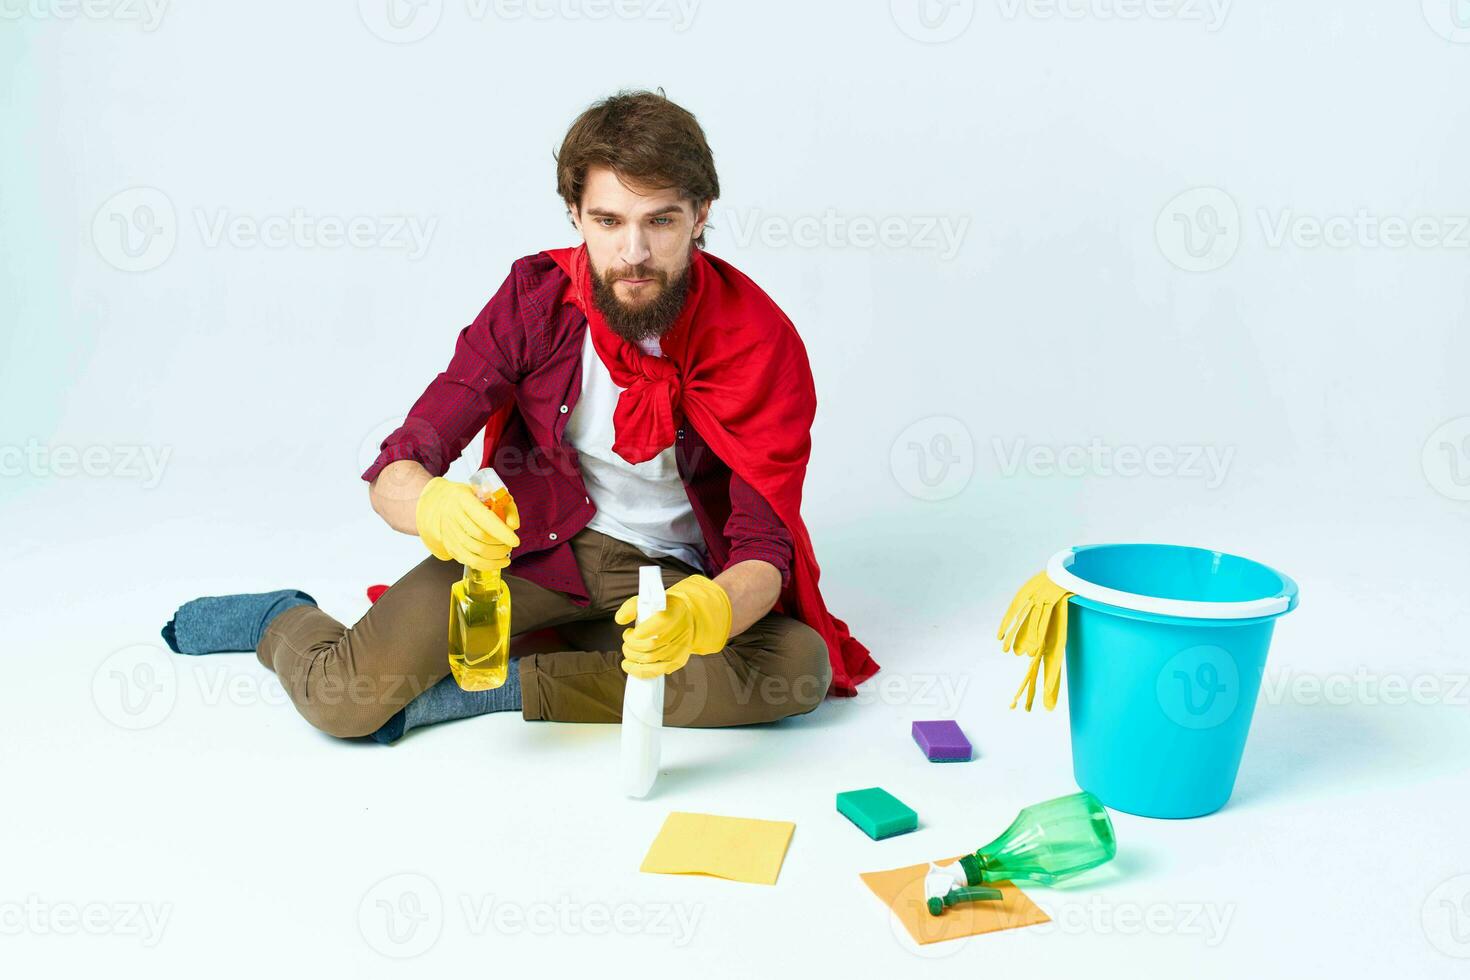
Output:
[556, 89, 719, 248]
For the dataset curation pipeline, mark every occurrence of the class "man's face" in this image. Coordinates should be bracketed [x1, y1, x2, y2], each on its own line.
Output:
[570, 165, 708, 341]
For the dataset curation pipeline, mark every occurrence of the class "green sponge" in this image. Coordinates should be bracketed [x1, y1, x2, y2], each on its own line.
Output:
[835, 787, 918, 840]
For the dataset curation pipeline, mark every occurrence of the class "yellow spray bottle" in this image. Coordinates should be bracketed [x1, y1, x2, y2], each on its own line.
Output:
[447, 468, 514, 690]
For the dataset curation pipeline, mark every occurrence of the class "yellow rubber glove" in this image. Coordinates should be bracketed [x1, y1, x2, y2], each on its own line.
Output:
[997, 570, 1073, 711]
[414, 476, 520, 572]
[615, 574, 733, 680]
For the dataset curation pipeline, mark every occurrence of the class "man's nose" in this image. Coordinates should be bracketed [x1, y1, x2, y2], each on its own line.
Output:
[619, 226, 652, 268]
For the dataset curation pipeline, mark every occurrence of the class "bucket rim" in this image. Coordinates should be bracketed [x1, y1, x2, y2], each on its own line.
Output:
[1047, 544, 1299, 621]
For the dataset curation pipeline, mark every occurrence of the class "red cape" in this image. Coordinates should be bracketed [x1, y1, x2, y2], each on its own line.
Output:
[480, 244, 877, 695]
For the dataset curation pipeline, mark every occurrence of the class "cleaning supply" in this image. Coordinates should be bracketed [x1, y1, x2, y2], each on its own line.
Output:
[927, 881, 1002, 915]
[640, 812, 796, 885]
[414, 472, 520, 573]
[998, 570, 1073, 711]
[835, 787, 918, 840]
[1008, 544, 1300, 818]
[861, 858, 1050, 944]
[615, 573, 733, 679]
[940, 791, 1116, 912]
[161, 590, 316, 655]
[445, 469, 519, 691]
[911, 720, 972, 761]
[621, 567, 666, 798]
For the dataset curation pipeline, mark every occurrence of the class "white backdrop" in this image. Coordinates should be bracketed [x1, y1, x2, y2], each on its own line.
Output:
[3, 2, 1469, 978]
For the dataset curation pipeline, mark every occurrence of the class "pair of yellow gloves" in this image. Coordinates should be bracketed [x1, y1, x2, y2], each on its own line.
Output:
[415, 476, 731, 679]
[997, 571, 1074, 711]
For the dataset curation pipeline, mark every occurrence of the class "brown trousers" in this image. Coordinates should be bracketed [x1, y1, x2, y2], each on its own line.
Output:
[255, 528, 832, 738]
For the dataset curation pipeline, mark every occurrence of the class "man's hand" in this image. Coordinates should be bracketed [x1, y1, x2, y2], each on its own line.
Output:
[616, 574, 733, 679]
[414, 476, 520, 571]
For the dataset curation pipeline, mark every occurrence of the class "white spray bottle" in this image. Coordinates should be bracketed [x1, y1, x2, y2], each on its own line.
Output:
[620, 566, 665, 798]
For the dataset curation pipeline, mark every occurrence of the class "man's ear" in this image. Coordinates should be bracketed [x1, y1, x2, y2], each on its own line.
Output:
[568, 204, 584, 239]
[691, 199, 711, 241]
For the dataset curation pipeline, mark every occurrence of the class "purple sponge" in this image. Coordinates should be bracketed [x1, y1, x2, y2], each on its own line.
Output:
[912, 720, 972, 762]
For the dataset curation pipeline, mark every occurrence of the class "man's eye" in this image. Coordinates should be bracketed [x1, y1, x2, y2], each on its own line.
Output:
[598, 218, 618, 227]
[651, 217, 672, 226]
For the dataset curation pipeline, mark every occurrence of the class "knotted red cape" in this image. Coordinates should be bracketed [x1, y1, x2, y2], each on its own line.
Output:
[477, 244, 877, 695]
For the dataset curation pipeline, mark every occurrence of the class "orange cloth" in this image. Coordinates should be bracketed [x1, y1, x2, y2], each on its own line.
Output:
[860, 857, 1050, 945]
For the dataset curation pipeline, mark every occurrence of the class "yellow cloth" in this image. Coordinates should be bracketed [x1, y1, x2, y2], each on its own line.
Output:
[997, 570, 1073, 711]
[414, 476, 520, 572]
[860, 856, 1050, 945]
[640, 812, 795, 885]
[616, 574, 733, 680]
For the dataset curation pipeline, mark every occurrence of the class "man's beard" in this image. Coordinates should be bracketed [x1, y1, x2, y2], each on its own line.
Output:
[590, 261, 690, 343]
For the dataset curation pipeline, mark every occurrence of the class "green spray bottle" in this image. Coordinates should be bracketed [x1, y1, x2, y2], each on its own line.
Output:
[926, 791, 1117, 915]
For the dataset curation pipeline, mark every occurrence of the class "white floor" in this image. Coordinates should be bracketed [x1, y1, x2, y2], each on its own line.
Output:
[5, 459, 1469, 979]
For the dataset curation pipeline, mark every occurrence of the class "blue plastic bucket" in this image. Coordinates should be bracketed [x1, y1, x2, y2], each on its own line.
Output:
[1050, 544, 1299, 819]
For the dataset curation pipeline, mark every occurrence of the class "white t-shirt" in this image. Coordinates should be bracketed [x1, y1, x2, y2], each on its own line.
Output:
[564, 327, 707, 572]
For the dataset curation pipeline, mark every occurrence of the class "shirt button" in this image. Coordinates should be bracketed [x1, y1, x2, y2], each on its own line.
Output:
[559, 404, 569, 414]
[549, 532, 558, 541]
[584, 496, 590, 504]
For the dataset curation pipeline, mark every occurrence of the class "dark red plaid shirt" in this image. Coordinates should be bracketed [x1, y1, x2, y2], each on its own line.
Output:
[361, 252, 794, 604]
